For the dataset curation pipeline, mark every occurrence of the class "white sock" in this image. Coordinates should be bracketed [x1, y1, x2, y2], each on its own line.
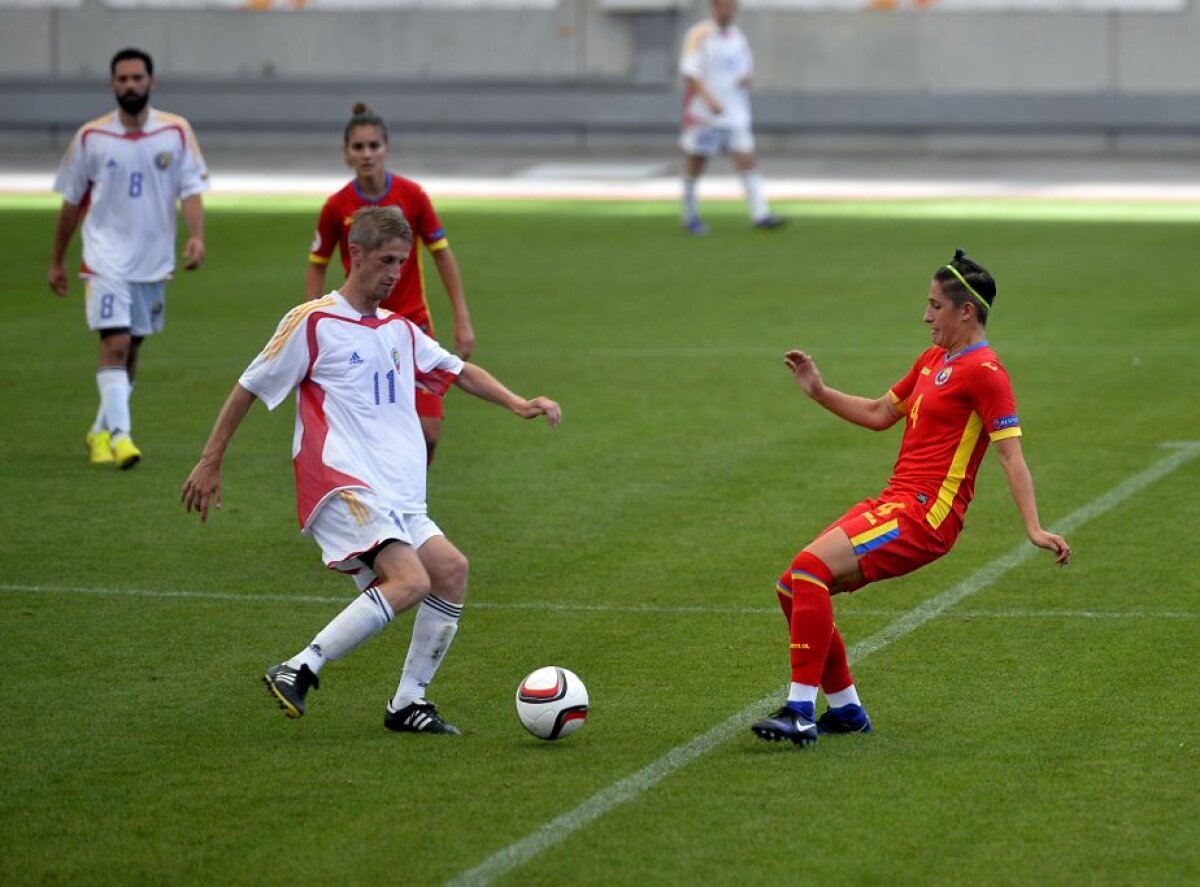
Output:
[826, 685, 862, 709]
[91, 402, 106, 436]
[288, 587, 394, 674]
[740, 170, 769, 222]
[96, 367, 132, 441]
[787, 682, 819, 706]
[682, 177, 700, 222]
[390, 595, 463, 711]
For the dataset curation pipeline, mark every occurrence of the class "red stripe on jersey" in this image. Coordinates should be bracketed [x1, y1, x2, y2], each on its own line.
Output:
[291, 309, 410, 527]
[81, 124, 186, 148]
[294, 379, 369, 528]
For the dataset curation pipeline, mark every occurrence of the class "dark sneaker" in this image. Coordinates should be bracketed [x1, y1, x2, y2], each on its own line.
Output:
[384, 699, 461, 736]
[263, 663, 319, 719]
[683, 217, 710, 236]
[753, 215, 786, 231]
[816, 703, 873, 735]
[751, 704, 818, 747]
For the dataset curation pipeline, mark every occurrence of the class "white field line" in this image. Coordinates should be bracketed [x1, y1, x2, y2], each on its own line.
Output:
[0, 583, 1196, 623]
[444, 441, 1200, 887]
[5, 171, 1200, 203]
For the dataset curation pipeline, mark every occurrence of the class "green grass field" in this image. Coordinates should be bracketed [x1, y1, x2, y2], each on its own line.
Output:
[2, 195, 1198, 885]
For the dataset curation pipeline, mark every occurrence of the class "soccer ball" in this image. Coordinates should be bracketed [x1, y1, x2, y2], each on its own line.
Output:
[515, 666, 589, 740]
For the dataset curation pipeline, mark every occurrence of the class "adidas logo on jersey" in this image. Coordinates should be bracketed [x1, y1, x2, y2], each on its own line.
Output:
[349, 352, 364, 366]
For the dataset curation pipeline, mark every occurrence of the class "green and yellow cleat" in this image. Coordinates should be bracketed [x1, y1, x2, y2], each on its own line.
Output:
[111, 436, 142, 470]
[86, 430, 115, 465]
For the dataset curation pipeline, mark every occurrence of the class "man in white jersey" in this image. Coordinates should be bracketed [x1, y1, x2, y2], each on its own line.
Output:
[679, 0, 783, 235]
[47, 47, 208, 469]
[182, 206, 561, 736]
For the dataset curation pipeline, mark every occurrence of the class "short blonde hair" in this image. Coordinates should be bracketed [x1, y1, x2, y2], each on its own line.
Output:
[348, 205, 413, 253]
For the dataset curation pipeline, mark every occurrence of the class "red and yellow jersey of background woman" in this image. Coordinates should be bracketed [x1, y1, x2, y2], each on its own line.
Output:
[308, 173, 448, 330]
[884, 341, 1022, 533]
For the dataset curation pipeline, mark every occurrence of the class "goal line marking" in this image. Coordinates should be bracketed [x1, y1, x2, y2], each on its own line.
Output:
[443, 441, 1200, 887]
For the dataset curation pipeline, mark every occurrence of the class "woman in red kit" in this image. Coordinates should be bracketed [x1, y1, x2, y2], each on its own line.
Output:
[752, 249, 1071, 747]
[306, 103, 474, 462]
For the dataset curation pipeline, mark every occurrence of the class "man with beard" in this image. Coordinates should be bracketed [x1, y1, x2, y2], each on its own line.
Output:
[48, 48, 209, 469]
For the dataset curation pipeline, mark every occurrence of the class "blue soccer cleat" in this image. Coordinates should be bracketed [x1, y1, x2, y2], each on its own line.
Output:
[816, 703, 873, 735]
[751, 702, 818, 747]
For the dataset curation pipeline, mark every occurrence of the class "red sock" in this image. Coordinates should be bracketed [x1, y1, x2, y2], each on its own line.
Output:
[788, 552, 835, 687]
[775, 571, 793, 625]
[821, 626, 854, 695]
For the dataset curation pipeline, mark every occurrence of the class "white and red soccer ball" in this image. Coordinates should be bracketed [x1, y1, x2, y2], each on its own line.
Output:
[515, 666, 589, 740]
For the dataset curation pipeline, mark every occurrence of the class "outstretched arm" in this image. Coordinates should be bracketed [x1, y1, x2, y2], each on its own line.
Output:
[784, 349, 901, 431]
[181, 384, 259, 522]
[47, 200, 83, 297]
[454, 363, 560, 426]
[992, 436, 1071, 565]
[431, 247, 474, 359]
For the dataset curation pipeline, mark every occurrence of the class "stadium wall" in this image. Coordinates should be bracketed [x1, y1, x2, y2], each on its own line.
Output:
[1, 0, 1197, 153]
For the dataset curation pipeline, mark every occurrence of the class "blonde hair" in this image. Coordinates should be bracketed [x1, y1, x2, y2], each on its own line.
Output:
[348, 205, 412, 253]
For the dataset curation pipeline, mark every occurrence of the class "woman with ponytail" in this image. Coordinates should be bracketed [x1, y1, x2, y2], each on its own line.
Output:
[751, 249, 1071, 747]
[306, 103, 474, 463]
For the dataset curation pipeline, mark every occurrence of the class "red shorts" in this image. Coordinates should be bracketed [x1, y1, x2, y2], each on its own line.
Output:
[415, 387, 444, 420]
[823, 495, 958, 591]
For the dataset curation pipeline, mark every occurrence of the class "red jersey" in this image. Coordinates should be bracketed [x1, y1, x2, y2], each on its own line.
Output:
[308, 173, 449, 330]
[884, 341, 1022, 533]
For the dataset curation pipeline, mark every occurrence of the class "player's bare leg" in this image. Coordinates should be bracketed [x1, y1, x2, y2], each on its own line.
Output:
[420, 415, 442, 465]
[386, 535, 468, 735]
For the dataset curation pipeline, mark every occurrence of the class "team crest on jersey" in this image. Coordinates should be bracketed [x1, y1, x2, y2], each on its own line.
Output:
[934, 367, 953, 386]
[154, 152, 173, 171]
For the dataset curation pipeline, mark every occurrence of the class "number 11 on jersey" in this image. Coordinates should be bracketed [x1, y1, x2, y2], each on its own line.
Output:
[373, 369, 396, 405]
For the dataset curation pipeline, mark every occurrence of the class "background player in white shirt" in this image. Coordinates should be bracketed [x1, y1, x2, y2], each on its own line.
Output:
[182, 206, 561, 736]
[47, 48, 208, 469]
[679, 0, 784, 235]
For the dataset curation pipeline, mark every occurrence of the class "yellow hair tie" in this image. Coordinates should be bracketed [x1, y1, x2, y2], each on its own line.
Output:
[943, 265, 991, 312]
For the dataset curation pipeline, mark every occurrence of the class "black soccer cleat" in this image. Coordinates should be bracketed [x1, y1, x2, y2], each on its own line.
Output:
[384, 699, 461, 736]
[263, 663, 319, 719]
[751, 705, 818, 747]
[816, 704, 873, 735]
[753, 215, 787, 231]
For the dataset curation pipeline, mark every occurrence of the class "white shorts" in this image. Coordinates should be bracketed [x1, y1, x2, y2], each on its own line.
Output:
[307, 488, 444, 573]
[680, 125, 756, 158]
[85, 278, 166, 337]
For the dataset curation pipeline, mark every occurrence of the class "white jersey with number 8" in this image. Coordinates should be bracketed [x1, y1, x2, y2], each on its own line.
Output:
[53, 108, 209, 282]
